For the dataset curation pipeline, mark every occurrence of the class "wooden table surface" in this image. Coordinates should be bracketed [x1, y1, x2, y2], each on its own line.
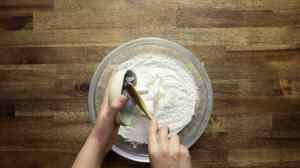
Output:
[1, 0, 300, 167]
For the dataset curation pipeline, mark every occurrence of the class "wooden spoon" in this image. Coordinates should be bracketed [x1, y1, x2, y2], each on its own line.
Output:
[125, 83, 154, 120]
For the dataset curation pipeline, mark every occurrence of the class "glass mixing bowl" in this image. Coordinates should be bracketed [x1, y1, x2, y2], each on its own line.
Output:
[88, 37, 213, 162]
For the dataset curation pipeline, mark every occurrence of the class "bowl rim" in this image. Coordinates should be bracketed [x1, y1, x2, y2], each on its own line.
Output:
[88, 37, 213, 162]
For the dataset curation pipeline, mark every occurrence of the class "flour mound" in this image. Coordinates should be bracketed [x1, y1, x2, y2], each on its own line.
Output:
[118, 55, 198, 144]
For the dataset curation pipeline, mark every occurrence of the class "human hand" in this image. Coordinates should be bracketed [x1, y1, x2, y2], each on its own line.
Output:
[91, 90, 128, 155]
[72, 80, 128, 168]
[148, 120, 192, 168]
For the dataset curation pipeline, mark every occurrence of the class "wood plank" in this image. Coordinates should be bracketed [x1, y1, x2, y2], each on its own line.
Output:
[194, 161, 300, 168]
[189, 148, 227, 162]
[272, 130, 300, 139]
[226, 44, 300, 51]
[0, 47, 84, 64]
[214, 96, 300, 115]
[0, 151, 148, 168]
[228, 148, 300, 167]
[54, 0, 177, 11]
[177, 27, 300, 46]
[0, 119, 91, 146]
[176, 0, 300, 11]
[1, 27, 299, 47]
[0, 64, 56, 82]
[86, 46, 115, 61]
[0, 46, 112, 64]
[226, 137, 300, 150]
[0, 80, 89, 100]
[0, 151, 76, 168]
[190, 44, 300, 59]
[34, 8, 176, 30]
[272, 112, 300, 131]
[0, 100, 15, 119]
[55, 79, 90, 99]
[0, 64, 96, 100]
[0, 15, 32, 30]
[224, 49, 300, 64]
[2, 46, 298, 65]
[56, 63, 97, 80]
[0, 0, 53, 31]
[177, 9, 300, 28]
[0, 0, 53, 12]
[0, 81, 57, 100]
[211, 114, 272, 132]
[206, 62, 300, 80]
[12, 99, 87, 121]
[0, 28, 176, 47]
[0, 64, 56, 100]
[187, 46, 300, 65]
[198, 128, 299, 150]
[200, 113, 273, 142]
[213, 78, 300, 97]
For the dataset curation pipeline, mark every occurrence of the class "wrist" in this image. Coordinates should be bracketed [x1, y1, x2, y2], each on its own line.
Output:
[89, 128, 107, 154]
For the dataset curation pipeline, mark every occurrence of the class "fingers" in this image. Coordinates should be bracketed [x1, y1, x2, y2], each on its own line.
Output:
[148, 119, 158, 145]
[169, 134, 180, 157]
[109, 95, 128, 116]
[148, 119, 158, 154]
[100, 76, 113, 110]
[159, 127, 169, 152]
[100, 95, 128, 120]
[148, 123, 191, 166]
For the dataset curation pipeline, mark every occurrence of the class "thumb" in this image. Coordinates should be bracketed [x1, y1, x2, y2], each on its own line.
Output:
[109, 95, 128, 117]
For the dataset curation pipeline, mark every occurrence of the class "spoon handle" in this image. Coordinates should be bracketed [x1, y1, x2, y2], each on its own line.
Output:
[126, 84, 154, 120]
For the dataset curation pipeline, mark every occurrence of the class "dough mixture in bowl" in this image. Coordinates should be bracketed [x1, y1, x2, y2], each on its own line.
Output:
[117, 54, 198, 144]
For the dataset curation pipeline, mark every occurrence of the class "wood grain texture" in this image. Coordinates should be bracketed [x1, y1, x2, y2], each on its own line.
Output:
[1, 27, 299, 47]
[1, 0, 300, 167]
[176, 0, 300, 11]
[177, 9, 300, 28]
[0, 0, 53, 30]
[34, 8, 176, 30]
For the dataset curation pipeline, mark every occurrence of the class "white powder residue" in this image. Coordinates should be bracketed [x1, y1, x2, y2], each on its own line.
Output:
[118, 55, 198, 144]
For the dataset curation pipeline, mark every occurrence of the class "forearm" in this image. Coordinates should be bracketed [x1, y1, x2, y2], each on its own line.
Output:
[72, 95, 126, 168]
[72, 129, 106, 168]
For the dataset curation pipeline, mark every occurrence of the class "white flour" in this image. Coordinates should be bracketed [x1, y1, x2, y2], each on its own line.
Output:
[117, 55, 198, 144]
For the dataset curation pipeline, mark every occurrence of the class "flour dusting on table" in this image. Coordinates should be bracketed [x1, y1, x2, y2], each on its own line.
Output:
[117, 55, 198, 144]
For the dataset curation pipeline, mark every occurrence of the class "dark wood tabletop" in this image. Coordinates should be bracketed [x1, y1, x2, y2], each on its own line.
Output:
[1, 0, 300, 167]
